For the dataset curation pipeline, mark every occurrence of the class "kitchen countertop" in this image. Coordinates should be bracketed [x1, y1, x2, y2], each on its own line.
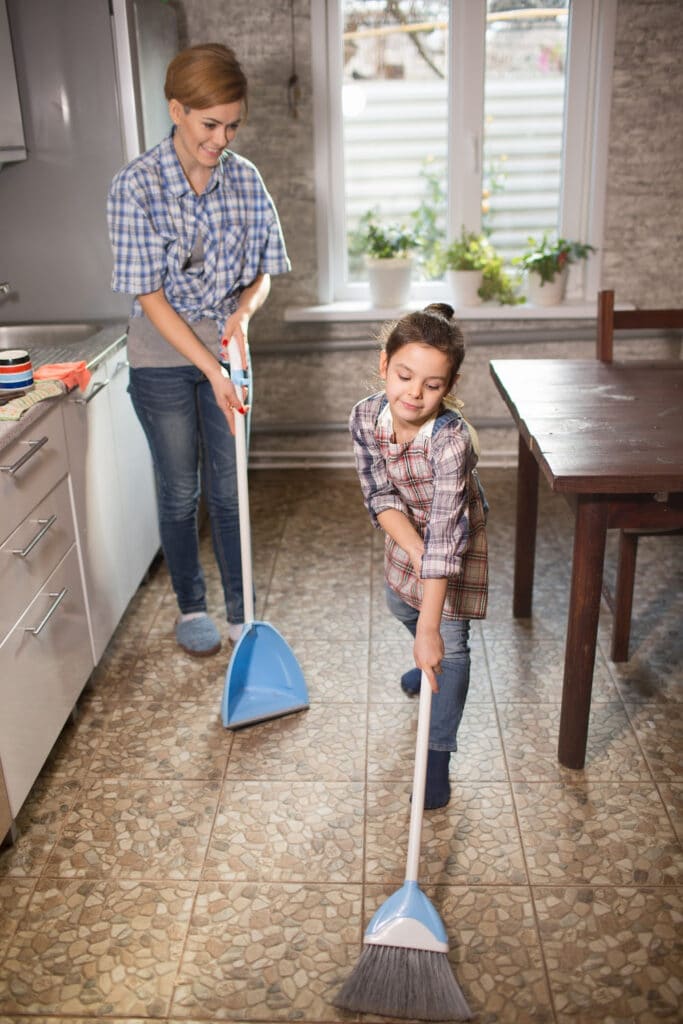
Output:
[0, 322, 127, 453]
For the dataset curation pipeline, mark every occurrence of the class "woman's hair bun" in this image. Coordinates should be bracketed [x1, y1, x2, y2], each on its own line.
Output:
[423, 302, 454, 320]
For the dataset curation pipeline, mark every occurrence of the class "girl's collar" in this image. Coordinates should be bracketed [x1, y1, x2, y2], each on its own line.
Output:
[377, 401, 439, 441]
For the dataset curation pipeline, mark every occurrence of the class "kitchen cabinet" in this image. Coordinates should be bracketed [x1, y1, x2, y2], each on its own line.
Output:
[63, 343, 159, 662]
[0, 336, 159, 831]
[0, 547, 92, 817]
[0, 0, 26, 162]
[107, 348, 160, 600]
[0, 401, 93, 821]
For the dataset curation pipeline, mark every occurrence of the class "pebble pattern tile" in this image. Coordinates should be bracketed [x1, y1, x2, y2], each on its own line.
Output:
[0, 468, 680, 1024]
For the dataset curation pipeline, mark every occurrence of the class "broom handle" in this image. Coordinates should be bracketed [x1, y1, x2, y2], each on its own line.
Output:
[227, 339, 254, 625]
[405, 671, 432, 883]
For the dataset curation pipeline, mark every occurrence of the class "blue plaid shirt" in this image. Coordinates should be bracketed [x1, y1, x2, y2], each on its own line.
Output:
[107, 132, 290, 327]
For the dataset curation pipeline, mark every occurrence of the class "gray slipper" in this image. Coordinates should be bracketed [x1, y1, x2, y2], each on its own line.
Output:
[175, 614, 221, 657]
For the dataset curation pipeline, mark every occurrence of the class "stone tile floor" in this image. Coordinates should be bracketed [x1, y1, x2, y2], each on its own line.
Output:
[0, 468, 681, 1023]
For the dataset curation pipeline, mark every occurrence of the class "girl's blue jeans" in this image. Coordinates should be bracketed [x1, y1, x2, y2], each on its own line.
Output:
[128, 364, 244, 623]
[385, 584, 470, 752]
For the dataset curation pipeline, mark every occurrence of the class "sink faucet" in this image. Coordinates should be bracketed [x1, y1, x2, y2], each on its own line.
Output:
[0, 282, 10, 295]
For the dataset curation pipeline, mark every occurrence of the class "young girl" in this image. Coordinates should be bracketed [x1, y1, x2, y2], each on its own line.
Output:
[350, 303, 488, 808]
[107, 44, 290, 657]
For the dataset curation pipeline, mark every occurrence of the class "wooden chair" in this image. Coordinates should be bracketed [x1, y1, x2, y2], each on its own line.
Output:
[596, 289, 683, 661]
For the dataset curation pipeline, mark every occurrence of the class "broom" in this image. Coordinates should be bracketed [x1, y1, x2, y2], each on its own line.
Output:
[333, 671, 471, 1021]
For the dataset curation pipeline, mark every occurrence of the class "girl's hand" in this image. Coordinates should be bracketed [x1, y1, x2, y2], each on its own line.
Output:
[413, 625, 444, 693]
[408, 540, 425, 579]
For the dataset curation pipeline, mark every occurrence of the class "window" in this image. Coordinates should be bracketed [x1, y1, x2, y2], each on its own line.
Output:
[311, 0, 616, 305]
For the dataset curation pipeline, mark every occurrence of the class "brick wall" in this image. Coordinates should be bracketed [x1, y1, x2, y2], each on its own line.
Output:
[602, 0, 683, 306]
[171, 0, 683, 463]
[174, 0, 683, 338]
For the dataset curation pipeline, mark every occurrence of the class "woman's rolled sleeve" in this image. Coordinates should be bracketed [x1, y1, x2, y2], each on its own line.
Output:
[107, 178, 166, 296]
[259, 216, 292, 276]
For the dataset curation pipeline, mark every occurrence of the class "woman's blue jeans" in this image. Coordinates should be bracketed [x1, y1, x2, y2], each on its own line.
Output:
[385, 585, 470, 752]
[128, 364, 244, 622]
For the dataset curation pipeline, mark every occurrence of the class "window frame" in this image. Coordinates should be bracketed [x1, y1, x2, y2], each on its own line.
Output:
[311, 0, 617, 307]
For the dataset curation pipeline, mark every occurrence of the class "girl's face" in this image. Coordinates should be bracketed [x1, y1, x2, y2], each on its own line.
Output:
[169, 99, 243, 173]
[380, 341, 455, 439]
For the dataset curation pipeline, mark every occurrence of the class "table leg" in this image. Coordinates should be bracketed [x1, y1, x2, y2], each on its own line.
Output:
[558, 495, 608, 769]
[513, 434, 539, 618]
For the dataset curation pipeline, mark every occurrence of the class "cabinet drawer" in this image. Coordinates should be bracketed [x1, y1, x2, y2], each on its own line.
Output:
[0, 474, 75, 641]
[0, 401, 68, 543]
[0, 544, 93, 816]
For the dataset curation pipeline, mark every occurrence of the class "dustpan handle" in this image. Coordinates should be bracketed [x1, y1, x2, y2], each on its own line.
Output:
[227, 339, 254, 625]
[405, 671, 432, 883]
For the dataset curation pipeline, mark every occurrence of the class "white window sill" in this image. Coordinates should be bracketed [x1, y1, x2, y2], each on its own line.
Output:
[284, 299, 599, 323]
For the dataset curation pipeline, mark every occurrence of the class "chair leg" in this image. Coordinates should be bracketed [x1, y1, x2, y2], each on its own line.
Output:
[611, 531, 638, 662]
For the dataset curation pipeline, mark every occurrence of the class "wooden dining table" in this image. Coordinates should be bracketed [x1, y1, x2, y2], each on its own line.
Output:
[489, 358, 683, 769]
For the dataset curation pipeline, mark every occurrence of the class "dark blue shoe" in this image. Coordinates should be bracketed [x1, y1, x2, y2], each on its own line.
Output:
[400, 667, 421, 697]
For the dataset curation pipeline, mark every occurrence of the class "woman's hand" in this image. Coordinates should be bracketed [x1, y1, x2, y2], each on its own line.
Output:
[413, 624, 444, 693]
[206, 363, 248, 436]
[221, 310, 250, 369]
[221, 310, 252, 411]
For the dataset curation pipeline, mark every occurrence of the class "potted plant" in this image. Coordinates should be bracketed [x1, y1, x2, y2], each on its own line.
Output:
[436, 228, 522, 306]
[351, 211, 420, 308]
[516, 234, 596, 306]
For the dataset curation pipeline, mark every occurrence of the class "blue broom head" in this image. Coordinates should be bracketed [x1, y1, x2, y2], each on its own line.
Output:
[364, 880, 448, 953]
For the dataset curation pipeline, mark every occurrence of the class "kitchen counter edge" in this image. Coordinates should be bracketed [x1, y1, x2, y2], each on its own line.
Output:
[0, 323, 128, 454]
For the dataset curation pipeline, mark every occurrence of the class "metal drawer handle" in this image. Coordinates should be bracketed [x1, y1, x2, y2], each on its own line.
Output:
[74, 380, 109, 404]
[0, 436, 49, 475]
[24, 587, 68, 636]
[12, 514, 58, 558]
[112, 359, 129, 378]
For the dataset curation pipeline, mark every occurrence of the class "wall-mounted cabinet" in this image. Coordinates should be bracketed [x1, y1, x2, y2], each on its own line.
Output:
[0, 0, 26, 162]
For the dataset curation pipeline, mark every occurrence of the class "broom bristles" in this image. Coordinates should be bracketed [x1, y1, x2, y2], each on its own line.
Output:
[333, 943, 472, 1021]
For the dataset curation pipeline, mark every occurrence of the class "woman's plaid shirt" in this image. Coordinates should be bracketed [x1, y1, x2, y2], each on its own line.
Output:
[350, 393, 488, 620]
[107, 132, 290, 331]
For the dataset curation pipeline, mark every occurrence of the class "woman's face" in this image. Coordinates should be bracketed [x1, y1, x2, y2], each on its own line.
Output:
[169, 99, 243, 172]
[379, 342, 454, 439]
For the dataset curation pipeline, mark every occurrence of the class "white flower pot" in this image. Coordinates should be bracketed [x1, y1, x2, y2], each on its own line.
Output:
[526, 267, 568, 306]
[447, 268, 484, 307]
[365, 255, 413, 308]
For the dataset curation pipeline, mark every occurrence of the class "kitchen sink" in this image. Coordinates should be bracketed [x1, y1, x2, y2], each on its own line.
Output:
[0, 322, 106, 349]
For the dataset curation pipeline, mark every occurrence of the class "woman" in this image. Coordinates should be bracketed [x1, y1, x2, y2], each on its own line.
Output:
[107, 43, 290, 657]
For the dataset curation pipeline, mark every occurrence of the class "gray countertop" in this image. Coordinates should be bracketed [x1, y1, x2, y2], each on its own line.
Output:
[0, 322, 127, 453]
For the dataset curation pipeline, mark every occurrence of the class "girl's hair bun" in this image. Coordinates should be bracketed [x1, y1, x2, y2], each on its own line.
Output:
[424, 302, 454, 320]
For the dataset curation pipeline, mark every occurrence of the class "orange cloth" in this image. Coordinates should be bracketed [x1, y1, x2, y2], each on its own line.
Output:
[34, 361, 91, 392]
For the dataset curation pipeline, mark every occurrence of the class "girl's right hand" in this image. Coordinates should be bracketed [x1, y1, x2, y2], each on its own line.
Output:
[413, 626, 444, 693]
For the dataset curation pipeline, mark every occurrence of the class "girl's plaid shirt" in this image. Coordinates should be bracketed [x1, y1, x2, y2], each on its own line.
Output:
[350, 392, 488, 620]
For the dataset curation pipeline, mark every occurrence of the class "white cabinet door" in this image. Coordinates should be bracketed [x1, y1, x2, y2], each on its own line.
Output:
[0, 544, 92, 816]
[63, 343, 160, 664]
[107, 348, 160, 597]
[63, 361, 130, 662]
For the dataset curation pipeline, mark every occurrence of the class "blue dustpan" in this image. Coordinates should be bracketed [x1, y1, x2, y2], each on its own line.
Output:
[221, 340, 309, 730]
[222, 621, 309, 728]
